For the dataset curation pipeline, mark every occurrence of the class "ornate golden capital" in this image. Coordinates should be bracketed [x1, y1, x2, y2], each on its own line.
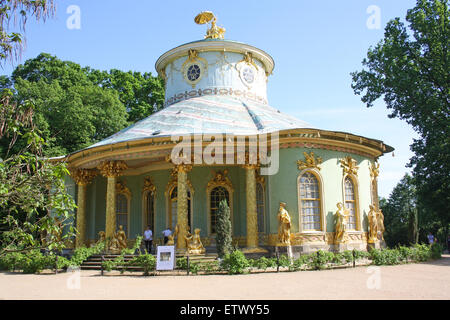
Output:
[70, 168, 97, 186]
[370, 161, 380, 180]
[98, 160, 128, 178]
[297, 151, 323, 171]
[340, 156, 359, 176]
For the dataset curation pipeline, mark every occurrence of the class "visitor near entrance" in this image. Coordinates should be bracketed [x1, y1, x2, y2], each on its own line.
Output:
[162, 228, 172, 245]
[427, 233, 435, 245]
[144, 225, 153, 254]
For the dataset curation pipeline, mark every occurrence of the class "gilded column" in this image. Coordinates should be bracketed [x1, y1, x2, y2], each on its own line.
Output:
[244, 165, 259, 249]
[71, 169, 97, 248]
[176, 164, 192, 252]
[98, 161, 128, 240]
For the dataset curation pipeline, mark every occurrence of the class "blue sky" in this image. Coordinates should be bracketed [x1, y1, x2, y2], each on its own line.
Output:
[1, 0, 420, 198]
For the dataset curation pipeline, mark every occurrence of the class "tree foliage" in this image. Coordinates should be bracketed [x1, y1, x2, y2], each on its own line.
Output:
[0, 0, 55, 63]
[352, 0, 449, 238]
[1, 53, 165, 156]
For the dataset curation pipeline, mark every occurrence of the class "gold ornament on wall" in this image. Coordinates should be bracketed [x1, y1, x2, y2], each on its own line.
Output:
[143, 176, 156, 193]
[297, 151, 323, 171]
[370, 161, 380, 180]
[207, 169, 234, 192]
[194, 11, 226, 39]
[340, 156, 359, 176]
[116, 180, 131, 197]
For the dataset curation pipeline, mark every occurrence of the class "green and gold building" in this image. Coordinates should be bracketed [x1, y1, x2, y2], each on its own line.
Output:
[62, 13, 393, 255]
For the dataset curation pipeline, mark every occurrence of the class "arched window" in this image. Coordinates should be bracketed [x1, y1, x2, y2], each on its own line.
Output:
[210, 186, 230, 234]
[116, 193, 129, 235]
[344, 177, 357, 230]
[168, 186, 192, 232]
[299, 171, 322, 231]
[256, 182, 265, 233]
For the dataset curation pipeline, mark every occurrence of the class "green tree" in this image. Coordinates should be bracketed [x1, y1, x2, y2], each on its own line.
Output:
[3, 53, 165, 156]
[351, 0, 449, 239]
[380, 174, 419, 247]
[0, 1, 77, 257]
[216, 199, 233, 258]
[88, 68, 165, 123]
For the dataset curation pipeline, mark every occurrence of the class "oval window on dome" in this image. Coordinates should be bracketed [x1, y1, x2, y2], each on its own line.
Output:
[186, 64, 201, 82]
[242, 66, 255, 84]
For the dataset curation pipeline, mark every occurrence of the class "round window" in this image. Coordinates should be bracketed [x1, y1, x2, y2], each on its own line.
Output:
[187, 64, 201, 82]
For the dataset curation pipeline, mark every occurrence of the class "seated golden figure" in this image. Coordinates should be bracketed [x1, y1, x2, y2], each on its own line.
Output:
[185, 228, 205, 255]
[108, 226, 128, 253]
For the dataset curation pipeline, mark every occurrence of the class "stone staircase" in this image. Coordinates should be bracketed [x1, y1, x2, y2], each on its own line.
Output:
[80, 252, 218, 271]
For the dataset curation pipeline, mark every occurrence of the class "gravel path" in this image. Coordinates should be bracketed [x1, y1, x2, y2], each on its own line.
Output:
[1, 254, 448, 300]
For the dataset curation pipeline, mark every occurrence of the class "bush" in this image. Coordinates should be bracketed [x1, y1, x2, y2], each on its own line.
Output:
[199, 261, 220, 274]
[278, 254, 292, 268]
[308, 250, 334, 270]
[176, 257, 188, 270]
[430, 243, 442, 260]
[221, 250, 249, 275]
[127, 254, 156, 276]
[290, 254, 311, 271]
[0, 250, 56, 274]
[410, 244, 431, 262]
[369, 248, 401, 265]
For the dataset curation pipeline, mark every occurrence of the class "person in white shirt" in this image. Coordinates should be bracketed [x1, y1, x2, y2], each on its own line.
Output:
[162, 227, 172, 245]
[143, 225, 153, 254]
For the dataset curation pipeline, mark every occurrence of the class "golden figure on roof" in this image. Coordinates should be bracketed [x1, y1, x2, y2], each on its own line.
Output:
[194, 11, 225, 39]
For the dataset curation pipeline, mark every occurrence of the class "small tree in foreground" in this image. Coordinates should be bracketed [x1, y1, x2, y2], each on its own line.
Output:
[216, 199, 232, 258]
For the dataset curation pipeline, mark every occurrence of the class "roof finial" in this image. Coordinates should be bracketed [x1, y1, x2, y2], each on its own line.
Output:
[194, 11, 225, 39]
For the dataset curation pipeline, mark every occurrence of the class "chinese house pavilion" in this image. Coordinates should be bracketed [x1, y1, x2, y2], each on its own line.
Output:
[62, 12, 393, 256]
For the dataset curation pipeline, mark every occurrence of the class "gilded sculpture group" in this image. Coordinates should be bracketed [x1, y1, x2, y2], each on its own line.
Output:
[97, 223, 206, 255]
[275, 201, 385, 246]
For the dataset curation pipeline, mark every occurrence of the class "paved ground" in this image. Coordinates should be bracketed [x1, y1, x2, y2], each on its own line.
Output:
[0, 254, 448, 300]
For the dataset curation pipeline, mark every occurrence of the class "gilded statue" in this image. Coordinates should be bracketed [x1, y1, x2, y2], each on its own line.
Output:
[194, 11, 225, 39]
[166, 234, 175, 246]
[97, 231, 106, 244]
[185, 228, 206, 255]
[334, 202, 349, 244]
[368, 205, 378, 243]
[108, 225, 127, 253]
[117, 225, 128, 249]
[377, 208, 385, 240]
[277, 202, 291, 245]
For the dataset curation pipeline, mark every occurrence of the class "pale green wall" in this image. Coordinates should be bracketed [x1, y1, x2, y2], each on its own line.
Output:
[267, 147, 374, 234]
[78, 147, 374, 242]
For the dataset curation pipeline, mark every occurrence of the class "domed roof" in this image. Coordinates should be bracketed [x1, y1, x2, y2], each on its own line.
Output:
[87, 95, 312, 149]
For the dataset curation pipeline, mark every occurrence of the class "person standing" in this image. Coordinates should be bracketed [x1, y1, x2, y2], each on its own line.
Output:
[162, 227, 172, 245]
[143, 225, 153, 254]
[427, 232, 434, 245]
